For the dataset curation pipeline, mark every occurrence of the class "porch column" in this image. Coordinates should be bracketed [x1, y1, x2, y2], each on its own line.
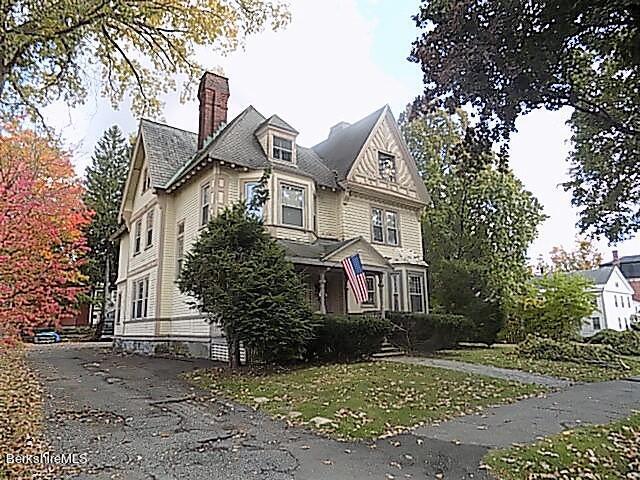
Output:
[378, 273, 385, 319]
[318, 269, 327, 315]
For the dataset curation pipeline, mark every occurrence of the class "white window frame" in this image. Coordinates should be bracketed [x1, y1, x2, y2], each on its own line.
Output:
[408, 272, 425, 313]
[371, 207, 400, 245]
[145, 211, 154, 248]
[200, 183, 210, 227]
[244, 181, 263, 219]
[273, 135, 293, 162]
[131, 277, 149, 319]
[280, 183, 304, 228]
[389, 272, 402, 312]
[364, 275, 377, 305]
[141, 168, 150, 193]
[176, 220, 185, 278]
[133, 218, 142, 255]
[116, 292, 123, 325]
[378, 151, 397, 182]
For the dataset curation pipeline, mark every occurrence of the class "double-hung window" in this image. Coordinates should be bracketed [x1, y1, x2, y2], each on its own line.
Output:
[408, 273, 425, 313]
[200, 183, 210, 227]
[592, 317, 601, 330]
[145, 211, 154, 248]
[273, 136, 293, 161]
[131, 277, 149, 319]
[371, 208, 399, 245]
[378, 151, 397, 182]
[365, 275, 376, 305]
[133, 219, 142, 254]
[281, 184, 304, 227]
[175, 221, 185, 278]
[245, 182, 263, 219]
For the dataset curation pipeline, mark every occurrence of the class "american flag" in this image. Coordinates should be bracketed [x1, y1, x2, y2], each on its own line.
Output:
[341, 253, 368, 303]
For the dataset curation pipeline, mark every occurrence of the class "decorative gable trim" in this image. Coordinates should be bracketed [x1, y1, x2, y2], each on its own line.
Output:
[119, 129, 145, 223]
[322, 236, 392, 269]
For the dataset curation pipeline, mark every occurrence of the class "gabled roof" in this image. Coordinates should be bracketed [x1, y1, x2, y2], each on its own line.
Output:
[568, 266, 614, 285]
[139, 119, 197, 188]
[601, 255, 640, 279]
[277, 238, 354, 260]
[311, 106, 386, 181]
[163, 106, 337, 190]
[258, 114, 298, 134]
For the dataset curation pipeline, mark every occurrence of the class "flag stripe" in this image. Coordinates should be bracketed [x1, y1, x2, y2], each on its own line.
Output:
[342, 254, 369, 303]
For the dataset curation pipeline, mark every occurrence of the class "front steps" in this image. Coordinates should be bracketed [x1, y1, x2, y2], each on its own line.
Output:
[372, 340, 405, 358]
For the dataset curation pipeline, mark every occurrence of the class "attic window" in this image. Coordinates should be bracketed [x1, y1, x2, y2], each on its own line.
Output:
[378, 151, 396, 182]
[141, 168, 151, 192]
[273, 136, 293, 162]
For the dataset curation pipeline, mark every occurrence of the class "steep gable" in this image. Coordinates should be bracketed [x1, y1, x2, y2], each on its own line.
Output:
[348, 108, 429, 204]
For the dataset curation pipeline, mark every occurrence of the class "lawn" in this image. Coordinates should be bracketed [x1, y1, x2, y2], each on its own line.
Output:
[0, 346, 56, 480]
[436, 346, 640, 382]
[485, 411, 640, 479]
[189, 361, 545, 440]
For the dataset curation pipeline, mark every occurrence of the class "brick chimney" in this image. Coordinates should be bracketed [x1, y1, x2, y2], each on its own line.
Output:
[612, 249, 620, 266]
[197, 72, 229, 149]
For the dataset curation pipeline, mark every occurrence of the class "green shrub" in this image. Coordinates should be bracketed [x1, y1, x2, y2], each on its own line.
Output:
[505, 272, 595, 342]
[305, 315, 392, 362]
[387, 312, 473, 352]
[587, 329, 640, 356]
[517, 335, 627, 369]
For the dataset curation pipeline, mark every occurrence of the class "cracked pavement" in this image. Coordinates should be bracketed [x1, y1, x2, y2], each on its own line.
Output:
[28, 344, 491, 479]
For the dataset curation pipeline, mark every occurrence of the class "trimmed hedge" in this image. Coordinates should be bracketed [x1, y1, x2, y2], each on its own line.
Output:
[517, 335, 627, 369]
[387, 312, 473, 353]
[305, 314, 392, 362]
[587, 329, 640, 356]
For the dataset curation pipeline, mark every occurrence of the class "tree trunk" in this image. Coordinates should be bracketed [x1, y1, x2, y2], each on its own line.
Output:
[227, 336, 241, 370]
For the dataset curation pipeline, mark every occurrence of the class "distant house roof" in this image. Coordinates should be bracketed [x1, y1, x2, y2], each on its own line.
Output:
[601, 255, 640, 279]
[568, 266, 615, 285]
[311, 106, 386, 181]
[258, 114, 298, 134]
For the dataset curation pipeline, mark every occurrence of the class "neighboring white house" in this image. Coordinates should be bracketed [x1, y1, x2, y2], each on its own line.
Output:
[570, 265, 636, 336]
[112, 72, 430, 359]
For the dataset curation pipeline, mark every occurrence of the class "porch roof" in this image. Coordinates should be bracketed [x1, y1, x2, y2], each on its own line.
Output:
[277, 237, 393, 272]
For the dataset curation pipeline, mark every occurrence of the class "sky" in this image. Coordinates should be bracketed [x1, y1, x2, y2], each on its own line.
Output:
[43, 0, 637, 263]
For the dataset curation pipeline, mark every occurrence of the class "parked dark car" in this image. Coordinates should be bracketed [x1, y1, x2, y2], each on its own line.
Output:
[33, 329, 62, 344]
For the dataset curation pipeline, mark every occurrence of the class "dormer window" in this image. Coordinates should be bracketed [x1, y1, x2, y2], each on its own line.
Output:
[378, 151, 396, 182]
[273, 136, 293, 162]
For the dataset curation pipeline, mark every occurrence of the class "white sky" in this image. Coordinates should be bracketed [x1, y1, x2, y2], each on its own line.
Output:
[42, 0, 638, 263]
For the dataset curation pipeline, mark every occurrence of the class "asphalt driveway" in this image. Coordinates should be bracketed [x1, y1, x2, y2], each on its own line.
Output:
[28, 344, 490, 479]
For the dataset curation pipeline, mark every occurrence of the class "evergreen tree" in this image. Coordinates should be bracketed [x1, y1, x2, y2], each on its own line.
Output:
[178, 172, 313, 369]
[83, 126, 130, 330]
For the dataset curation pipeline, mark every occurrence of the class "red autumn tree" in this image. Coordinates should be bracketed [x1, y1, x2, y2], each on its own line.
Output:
[0, 123, 91, 340]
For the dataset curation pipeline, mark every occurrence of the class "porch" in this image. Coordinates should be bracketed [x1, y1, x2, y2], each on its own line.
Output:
[278, 237, 429, 316]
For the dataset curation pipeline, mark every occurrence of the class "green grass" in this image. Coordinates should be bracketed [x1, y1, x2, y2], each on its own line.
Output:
[189, 361, 545, 440]
[485, 412, 640, 479]
[436, 346, 640, 382]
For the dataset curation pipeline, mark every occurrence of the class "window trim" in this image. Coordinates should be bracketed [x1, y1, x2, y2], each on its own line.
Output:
[370, 205, 401, 246]
[141, 168, 150, 193]
[272, 135, 294, 162]
[377, 150, 397, 182]
[389, 272, 402, 312]
[200, 182, 211, 227]
[175, 220, 185, 279]
[116, 291, 123, 325]
[130, 277, 149, 320]
[279, 182, 306, 229]
[133, 218, 142, 255]
[407, 271, 426, 313]
[242, 179, 264, 219]
[145, 210, 154, 249]
[363, 274, 377, 306]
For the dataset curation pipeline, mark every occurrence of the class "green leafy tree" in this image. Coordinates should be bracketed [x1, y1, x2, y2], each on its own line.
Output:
[178, 180, 313, 369]
[0, 0, 290, 124]
[410, 0, 639, 242]
[505, 272, 595, 341]
[402, 110, 546, 343]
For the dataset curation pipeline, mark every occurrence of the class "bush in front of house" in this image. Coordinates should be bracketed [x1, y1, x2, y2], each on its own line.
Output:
[305, 315, 392, 362]
[587, 329, 640, 356]
[516, 335, 626, 369]
[387, 312, 473, 353]
[503, 272, 595, 342]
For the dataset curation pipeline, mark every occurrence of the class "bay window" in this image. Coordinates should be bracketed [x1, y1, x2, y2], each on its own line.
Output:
[281, 184, 304, 227]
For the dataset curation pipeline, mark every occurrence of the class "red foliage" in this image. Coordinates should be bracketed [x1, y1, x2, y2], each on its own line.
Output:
[0, 123, 91, 340]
